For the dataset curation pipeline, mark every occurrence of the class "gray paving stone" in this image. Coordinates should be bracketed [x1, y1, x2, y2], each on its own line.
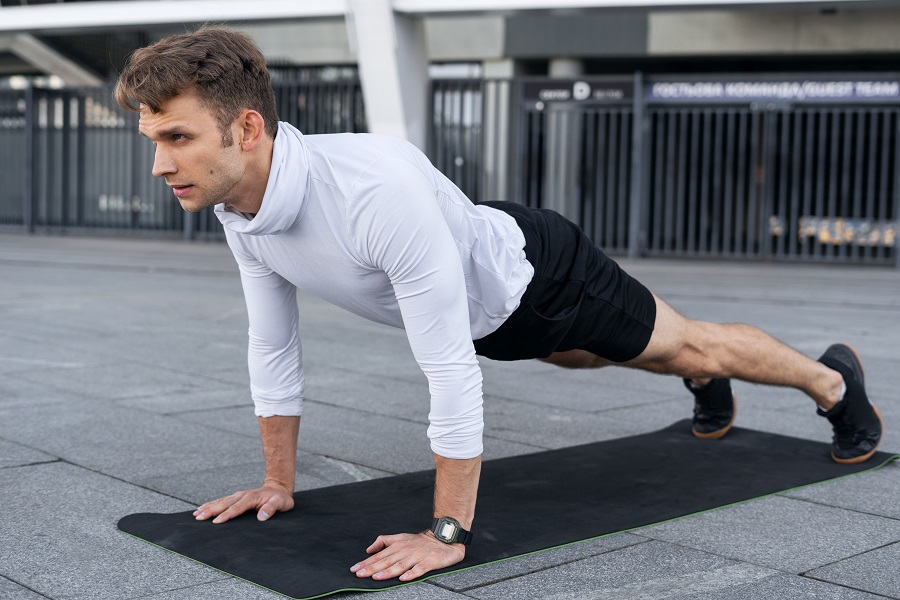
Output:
[0, 576, 46, 599]
[115, 385, 253, 415]
[478, 357, 679, 414]
[0, 462, 218, 600]
[640, 495, 900, 573]
[337, 583, 473, 600]
[807, 542, 900, 599]
[681, 572, 886, 600]
[0, 373, 70, 410]
[465, 539, 778, 600]
[481, 393, 655, 448]
[13, 361, 228, 403]
[0, 403, 263, 482]
[139, 453, 391, 506]
[133, 578, 280, 599]
[0, 438, 56, 470]
[432, 533, 649, 591]
[179, 401, 542, 474]
[783, 459, 900, 519]
[0, 332, 95, 376]
[303, 364, 431, 421]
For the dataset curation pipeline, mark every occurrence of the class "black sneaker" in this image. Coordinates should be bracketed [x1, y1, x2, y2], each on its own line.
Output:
[684, 378, 736, 439]
[817, 344, 883, 464]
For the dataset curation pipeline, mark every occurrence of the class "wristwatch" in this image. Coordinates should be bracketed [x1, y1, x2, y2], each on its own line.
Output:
[430, 516, 473, 546]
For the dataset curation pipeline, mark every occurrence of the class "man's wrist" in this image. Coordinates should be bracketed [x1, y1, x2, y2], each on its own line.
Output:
[263, 478, 293, 493]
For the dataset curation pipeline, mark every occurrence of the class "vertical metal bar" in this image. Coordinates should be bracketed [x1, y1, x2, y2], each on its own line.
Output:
[650, 111, 664, 253]
[711, 110, 725, 256]
[865, 111, 878, 262]
[616, 110, 631, 252]
[826, 110, 841, 260]
[76, 94, 86, 227]
[788, 110, 803, 259]
[746, 110, 761, 256]
[583, 111, 597, 241]
[61, 93, 72, 228]
[528, 109, 541, 209]
[838, 109, 853, 261]
[698, 110, 712, 256]
[801, 111, 816, 259]
[608, 111, 620, 247]
[24, 85, 35, 233]
[664, 110, 677, 252]
[881, 110, 894, 263]
[851, 109, 865, 261]
[722, 109, 736, 256]
[44, 95, 57, 228]
[671, 109, 685, 254]
[893, 110, 900, 268]
[776, 110, 791, 259]
[628, 72, 644, 259]
[686, 109, 699, 254]
[735, 110, 749, 256]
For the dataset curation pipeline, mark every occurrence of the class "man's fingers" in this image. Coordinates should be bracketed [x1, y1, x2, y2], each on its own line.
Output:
[365, 534, 403, 554]
[212, 494, 256, 524]
[399, 561, 429, 582]
[194, 494, 242, 520]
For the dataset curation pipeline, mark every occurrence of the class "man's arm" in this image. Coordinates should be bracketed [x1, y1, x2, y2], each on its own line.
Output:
[350, 453, 481, 581]
[194, 415, 299, 523]
[347, 157, 487, 581]
[195, 233, 304, 523]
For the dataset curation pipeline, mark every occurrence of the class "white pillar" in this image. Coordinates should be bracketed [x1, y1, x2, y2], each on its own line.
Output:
[347, 0, 429, 150]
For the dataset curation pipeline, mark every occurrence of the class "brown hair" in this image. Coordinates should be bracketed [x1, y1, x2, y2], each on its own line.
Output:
[115, 27, 279, 146]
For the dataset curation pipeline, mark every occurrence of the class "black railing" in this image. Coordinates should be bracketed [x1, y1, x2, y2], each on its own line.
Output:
[3, 73, 898, 267]
[0, 80, 366, 239]
[431, 75, 899, 266]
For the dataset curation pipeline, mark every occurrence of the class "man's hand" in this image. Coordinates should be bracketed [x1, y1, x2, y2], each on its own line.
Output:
[350, 532, 465, 582]
[193, 483, 294, 524]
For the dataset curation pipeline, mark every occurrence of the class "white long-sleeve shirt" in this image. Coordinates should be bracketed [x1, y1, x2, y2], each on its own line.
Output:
[216, 122, 533, 459]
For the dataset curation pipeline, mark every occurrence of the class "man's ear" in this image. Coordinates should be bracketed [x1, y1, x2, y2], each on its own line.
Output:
[238, 110, 266, 151]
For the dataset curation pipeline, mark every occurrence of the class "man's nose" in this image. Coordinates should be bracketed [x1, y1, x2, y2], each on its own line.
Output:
[151, 148, 175, 178]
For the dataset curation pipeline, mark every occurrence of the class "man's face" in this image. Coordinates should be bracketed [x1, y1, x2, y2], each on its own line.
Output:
[139, 93, 245, 212]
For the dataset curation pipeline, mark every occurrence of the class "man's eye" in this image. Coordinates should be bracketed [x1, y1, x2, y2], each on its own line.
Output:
[173, 134, 186, 141]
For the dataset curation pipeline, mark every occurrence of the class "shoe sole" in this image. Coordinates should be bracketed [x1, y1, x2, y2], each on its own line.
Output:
[830, 343, 882, 465]
[692, 395, 737, 440]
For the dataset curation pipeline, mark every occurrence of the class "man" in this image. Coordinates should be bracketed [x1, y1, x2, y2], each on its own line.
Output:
[115, 28, 882, 583]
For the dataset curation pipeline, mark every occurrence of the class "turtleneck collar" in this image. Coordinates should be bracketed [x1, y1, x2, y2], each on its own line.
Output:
[215, 121, 310, 236]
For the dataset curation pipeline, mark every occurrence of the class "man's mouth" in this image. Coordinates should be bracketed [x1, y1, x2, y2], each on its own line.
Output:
[170, 184, 194, 198]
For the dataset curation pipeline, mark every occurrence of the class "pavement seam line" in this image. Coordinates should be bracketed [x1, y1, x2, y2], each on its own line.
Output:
[781, 493, 900, 523]
[799, 573, 898, 600]
[0, 573, 54, 599]
[124, 575, 234, 600]
[800, 538, 900, 574]
[429, 537, 653, 593]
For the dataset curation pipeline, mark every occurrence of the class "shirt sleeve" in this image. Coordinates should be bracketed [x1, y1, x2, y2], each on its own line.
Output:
[225, 231, 304, 418]
[348, 157, 484, 459]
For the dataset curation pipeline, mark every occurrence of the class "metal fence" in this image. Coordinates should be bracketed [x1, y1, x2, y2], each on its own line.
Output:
[431, 75, 898, 266]
[3, 73, 898, 266]
[0, 80, 366, 239]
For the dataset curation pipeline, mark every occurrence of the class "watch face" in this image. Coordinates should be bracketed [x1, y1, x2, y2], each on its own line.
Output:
[438, 521, 457, 541]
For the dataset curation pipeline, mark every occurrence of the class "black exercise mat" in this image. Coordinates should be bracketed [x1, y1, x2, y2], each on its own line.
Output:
[118, 420, 896, 599]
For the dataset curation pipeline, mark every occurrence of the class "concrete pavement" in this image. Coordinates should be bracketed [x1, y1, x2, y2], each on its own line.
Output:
[0, 232, 898, 599]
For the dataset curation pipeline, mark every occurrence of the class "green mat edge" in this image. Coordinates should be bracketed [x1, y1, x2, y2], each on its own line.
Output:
[117, 453, 900, 600]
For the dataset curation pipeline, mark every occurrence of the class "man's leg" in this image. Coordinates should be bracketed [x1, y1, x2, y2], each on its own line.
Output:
[543, 294, 841, 406]
[541, 293, 882, 463]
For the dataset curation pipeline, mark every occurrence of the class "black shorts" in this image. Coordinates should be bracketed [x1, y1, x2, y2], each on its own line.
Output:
[473, 201, 656, 363]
